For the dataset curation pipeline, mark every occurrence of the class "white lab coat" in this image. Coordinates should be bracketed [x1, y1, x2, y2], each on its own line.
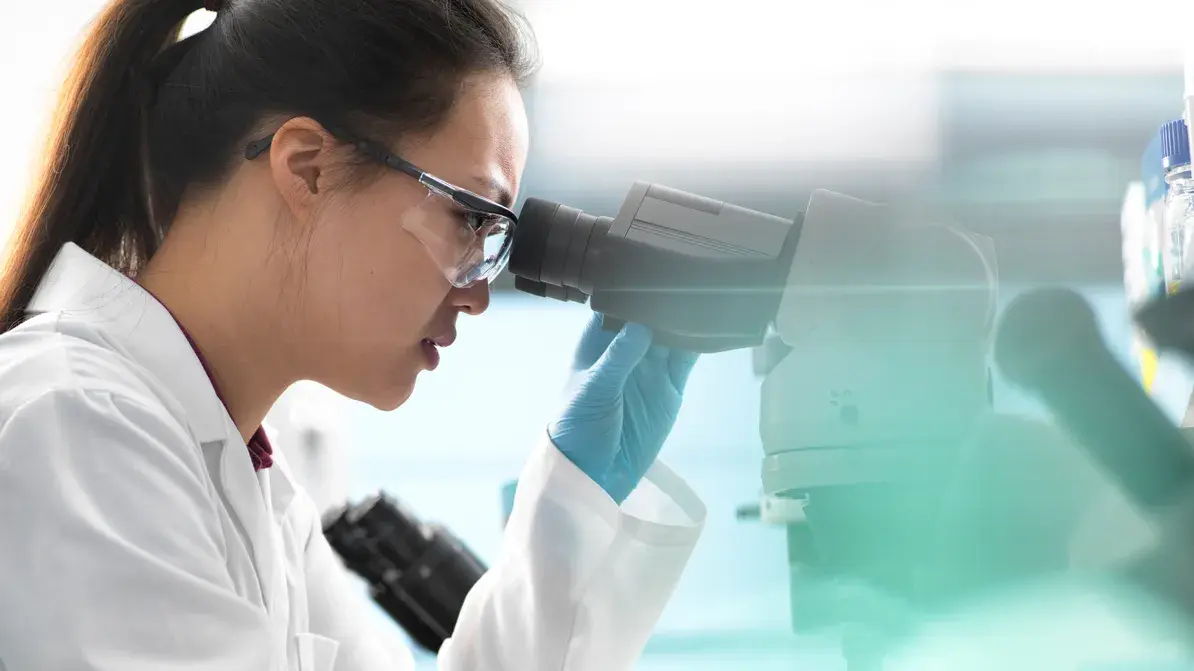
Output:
[0, 243, 706, 671]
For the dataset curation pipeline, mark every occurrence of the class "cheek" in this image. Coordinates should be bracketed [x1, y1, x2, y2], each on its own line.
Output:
[303, 194, 450, 349]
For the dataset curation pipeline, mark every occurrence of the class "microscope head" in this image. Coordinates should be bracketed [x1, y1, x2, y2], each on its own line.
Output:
[510, 182, 799, 352]
[509, 183, 998, 494]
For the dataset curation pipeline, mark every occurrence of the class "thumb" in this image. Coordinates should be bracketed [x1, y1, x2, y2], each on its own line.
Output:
[571, 312, 617, 371]
[588, 323, 653, 390]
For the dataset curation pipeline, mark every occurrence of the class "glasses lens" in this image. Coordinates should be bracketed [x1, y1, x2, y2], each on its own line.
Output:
[451, 213, 513, 287]
[403, 186, 515, 288]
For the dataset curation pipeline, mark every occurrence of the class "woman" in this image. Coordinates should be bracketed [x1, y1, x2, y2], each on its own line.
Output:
[0, 1, 705, 670]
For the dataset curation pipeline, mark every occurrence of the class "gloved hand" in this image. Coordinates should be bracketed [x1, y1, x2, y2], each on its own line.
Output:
[548, 313, 700, 503]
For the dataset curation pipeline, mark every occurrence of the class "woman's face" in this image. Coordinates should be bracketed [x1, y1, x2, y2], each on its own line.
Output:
[280, 74, 529, 410]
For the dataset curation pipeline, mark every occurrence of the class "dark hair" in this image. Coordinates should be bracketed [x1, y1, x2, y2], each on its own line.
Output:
[0, 0, 537, 332]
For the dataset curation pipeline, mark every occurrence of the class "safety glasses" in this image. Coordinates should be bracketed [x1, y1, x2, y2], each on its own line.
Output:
[244, 124, 519, 288]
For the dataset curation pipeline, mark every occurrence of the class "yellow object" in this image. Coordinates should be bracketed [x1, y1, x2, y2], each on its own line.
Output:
[1141, 346, 1159, 393]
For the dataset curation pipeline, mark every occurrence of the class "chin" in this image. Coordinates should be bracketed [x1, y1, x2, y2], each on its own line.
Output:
[336, 351, 422, 411]
[367, 377, 417, 412]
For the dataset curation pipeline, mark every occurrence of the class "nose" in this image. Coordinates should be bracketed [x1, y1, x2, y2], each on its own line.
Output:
[451, 279, 491, 316]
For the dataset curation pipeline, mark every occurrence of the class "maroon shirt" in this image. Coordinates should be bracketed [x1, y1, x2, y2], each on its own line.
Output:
[143, 290, 273, 470]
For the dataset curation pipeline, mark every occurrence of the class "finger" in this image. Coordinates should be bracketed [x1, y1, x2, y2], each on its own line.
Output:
[572, 312, 618, 371]
[667, 349, 701, 392]
[589, 322, 653, 389]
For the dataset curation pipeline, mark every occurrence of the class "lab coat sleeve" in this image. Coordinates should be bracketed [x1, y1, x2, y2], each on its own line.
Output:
[0, 389, 272, 671]
[437, 437, 706, 671]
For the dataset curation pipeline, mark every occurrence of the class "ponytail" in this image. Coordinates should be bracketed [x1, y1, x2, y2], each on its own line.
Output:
[0, 0, 203, 331]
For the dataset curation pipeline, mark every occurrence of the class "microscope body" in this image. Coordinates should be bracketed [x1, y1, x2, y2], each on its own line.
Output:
[761, 190, 996, 497]
[757, 191, 1001, 634]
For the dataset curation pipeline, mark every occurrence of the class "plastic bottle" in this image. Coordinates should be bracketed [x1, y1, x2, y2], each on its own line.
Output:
[1160, 119, 1194, 295]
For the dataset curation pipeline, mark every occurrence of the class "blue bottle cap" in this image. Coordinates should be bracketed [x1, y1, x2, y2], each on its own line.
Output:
[1160, 119, 1190, 171]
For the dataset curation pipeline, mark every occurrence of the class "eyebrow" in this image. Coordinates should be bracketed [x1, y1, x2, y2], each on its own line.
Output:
[472, 175, 514, 208]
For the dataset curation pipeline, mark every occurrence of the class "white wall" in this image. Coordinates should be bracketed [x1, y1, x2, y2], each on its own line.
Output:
[0, 2, 215, 251]
[0, 2, 91, 249]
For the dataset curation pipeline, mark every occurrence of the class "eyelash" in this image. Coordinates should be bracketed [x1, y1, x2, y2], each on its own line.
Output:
[453, 208, 502, 232]
[452, 208, 479, 228]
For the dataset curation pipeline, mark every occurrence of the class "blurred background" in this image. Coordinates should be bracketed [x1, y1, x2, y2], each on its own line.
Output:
[2, 1, 1193, 668]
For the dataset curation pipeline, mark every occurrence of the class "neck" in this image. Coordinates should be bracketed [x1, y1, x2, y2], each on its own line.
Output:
[138, 214, 296, 444]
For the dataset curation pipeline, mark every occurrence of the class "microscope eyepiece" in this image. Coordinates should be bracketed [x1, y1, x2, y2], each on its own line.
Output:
[507, 183, 800, 353]
[509, 197, 610, 304]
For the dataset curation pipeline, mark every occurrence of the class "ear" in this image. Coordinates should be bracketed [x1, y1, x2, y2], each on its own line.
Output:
[266, 117, 338, 221]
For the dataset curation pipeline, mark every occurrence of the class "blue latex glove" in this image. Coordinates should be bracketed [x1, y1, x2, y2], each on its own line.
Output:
[548, 314, 700, 503]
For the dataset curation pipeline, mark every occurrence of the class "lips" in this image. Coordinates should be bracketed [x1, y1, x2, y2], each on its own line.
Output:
[424, 331, 456, 348]
[420, 328, 456, 372]
[420, 340, 441, 370]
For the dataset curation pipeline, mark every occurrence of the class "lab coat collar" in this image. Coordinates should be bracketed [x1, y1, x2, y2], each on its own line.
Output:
[25, 242, 230, 444]
[26, 242, 286, 616]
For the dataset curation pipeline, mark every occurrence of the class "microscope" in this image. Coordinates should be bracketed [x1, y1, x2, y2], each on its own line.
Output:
[506, 184, 1027, 662]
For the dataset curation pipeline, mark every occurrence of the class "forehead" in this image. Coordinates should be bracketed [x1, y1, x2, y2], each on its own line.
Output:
[400, 75, 528, 206]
